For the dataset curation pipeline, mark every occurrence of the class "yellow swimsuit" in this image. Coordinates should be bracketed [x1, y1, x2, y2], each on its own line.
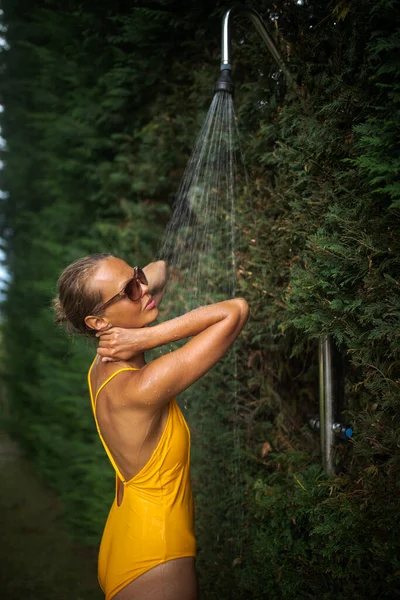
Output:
[88, 359, 196, 600]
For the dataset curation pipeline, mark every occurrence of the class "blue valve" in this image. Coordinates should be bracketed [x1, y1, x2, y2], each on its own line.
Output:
[332, 422, 353, 440]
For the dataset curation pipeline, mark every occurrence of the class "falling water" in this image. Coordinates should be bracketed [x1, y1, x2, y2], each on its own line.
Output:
[158, 91, 241, 309]
[157, 90, 248, 566]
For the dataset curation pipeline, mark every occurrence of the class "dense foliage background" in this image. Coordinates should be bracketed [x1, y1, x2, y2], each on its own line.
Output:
[1, 1, 399, 598]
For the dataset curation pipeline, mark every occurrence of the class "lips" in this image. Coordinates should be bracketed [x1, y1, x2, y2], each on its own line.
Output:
[145, 297, 155, 310]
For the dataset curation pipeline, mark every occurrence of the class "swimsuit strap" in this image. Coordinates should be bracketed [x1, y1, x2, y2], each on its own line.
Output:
[94, 367, 139, 404]
[87, 357, 139, 483]
[88, 358, 139, 407]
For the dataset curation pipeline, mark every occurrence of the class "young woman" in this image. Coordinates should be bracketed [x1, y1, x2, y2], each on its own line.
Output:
[54, 253, 249, 600]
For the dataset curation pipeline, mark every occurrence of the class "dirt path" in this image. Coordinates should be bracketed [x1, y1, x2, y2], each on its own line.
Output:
[0, 432, 103, 600]
[0, 431, 20, 462]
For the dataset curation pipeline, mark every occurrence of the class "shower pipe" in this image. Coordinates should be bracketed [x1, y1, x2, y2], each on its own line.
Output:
[214, 5, 352, 475]
[319, 336, 337, 476]
[214, 4, 297, 94]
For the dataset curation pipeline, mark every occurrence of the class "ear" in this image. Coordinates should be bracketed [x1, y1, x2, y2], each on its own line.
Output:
[84, 315, 110, 332]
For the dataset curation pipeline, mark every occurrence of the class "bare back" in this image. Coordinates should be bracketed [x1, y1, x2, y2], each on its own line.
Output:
[89, 357, 170, 486]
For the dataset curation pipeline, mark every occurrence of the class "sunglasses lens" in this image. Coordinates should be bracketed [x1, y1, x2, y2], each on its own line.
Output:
[124, 267, 148, 302]
[136, 267, 148, 286]
[126, 278, 142, 301]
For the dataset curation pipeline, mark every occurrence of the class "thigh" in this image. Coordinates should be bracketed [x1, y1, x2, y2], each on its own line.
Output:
[113, 557, 198, 600]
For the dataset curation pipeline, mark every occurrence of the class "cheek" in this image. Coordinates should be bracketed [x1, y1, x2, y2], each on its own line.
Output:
[109, 301, 143, 326]
[128, 302, 145, 323]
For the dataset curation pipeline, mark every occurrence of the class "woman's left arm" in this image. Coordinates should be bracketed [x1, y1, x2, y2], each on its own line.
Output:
[143, 260, 167, 308]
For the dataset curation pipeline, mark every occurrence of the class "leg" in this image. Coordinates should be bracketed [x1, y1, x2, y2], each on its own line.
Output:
[113, 557, 198, 600]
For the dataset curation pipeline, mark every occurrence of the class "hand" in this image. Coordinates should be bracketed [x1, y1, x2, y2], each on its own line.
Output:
[96, 327, 144, 363]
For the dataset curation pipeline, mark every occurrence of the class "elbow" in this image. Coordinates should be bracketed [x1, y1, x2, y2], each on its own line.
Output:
[235, 297, 250, 322]
[227, 297, 249, 332]
[221, 298, 250, 333]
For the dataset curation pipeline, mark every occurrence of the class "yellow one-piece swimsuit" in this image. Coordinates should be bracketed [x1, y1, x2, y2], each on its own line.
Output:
[88, 358, 196, 600]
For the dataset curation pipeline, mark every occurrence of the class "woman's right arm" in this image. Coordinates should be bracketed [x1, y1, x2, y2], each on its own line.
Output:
[98, 299, 249, 406]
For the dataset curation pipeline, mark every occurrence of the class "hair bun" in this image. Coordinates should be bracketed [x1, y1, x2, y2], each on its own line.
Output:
[52, 296, 68, 325]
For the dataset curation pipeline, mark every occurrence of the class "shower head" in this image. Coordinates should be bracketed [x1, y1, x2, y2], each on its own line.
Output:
[214, 67, 234, 95]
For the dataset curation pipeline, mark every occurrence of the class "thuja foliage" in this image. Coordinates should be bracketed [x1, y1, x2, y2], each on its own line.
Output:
[1, 0, 399, 598]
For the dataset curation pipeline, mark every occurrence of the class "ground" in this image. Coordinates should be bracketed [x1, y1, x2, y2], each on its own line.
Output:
[0, 431, 102, 600]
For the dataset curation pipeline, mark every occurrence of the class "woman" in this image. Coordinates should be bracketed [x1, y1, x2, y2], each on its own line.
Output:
[54, 253, 249, 600]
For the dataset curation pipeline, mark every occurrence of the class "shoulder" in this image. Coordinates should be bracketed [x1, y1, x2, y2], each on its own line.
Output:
[91, 359, 141, 405]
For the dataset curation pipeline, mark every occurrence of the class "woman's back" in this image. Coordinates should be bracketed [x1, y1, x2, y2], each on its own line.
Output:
[89, 357, 170, 483]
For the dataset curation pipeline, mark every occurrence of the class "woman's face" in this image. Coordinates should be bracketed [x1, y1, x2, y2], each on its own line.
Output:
[88, 257, 159, 331]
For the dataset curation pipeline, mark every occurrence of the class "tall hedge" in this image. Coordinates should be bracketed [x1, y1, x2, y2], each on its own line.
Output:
[1, 1, 399, 598]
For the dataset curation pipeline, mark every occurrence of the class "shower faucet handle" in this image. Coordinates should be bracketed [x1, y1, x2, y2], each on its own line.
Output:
[308, 416, 353, 440]
[308, 416, 320, 432]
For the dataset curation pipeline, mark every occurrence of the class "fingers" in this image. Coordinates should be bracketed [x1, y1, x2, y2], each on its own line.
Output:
[96, 329, 114, 338]
[95, 326, 137, 362]
[97, 347, 118, 363]
[97, 338, 117, 348]
[97, 346, 115, 357]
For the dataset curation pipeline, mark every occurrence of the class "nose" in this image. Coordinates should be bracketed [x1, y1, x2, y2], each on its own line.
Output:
[140, 279, 150, 297]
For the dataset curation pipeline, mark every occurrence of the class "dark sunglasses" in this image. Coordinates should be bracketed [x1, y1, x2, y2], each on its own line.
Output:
[97, 266, 148, 312]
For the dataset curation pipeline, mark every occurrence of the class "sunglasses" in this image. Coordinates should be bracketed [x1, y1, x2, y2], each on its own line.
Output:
[97, 266, 148, 312]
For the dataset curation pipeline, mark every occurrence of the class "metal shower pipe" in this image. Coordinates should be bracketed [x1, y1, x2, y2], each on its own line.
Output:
[215, 5, 296, 92]
[319, 336, 336, 475]
[216, 5, 346, 475]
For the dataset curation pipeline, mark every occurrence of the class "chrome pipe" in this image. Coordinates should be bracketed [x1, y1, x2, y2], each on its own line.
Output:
[319, 336, 335, 476]
[220, 5, 295, 88]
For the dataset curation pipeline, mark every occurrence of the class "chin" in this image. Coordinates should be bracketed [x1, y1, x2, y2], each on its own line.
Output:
[149, 307, 159, 322]
[142, 307, 159, 327]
